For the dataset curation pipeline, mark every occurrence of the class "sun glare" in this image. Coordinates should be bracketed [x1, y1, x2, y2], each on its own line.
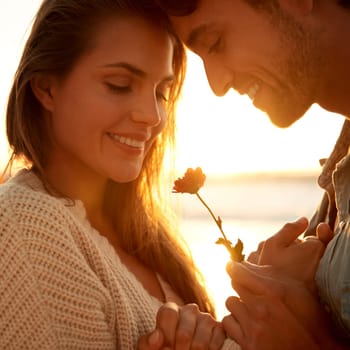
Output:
[179, 218, 277, 320]
[174, 51, 344, 177]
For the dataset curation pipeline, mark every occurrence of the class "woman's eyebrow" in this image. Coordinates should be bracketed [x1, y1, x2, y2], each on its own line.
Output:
[102, 62, 174, 82]
[102, 62, 146, 77]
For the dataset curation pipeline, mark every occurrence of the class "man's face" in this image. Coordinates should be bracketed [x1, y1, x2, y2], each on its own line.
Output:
[171, 0, 323, 127]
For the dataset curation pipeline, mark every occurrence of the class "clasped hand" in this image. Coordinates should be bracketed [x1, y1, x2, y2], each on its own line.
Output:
[138, 302, 226, 350]
[138, 218, 335, 349]
[223, 217, 337, 349]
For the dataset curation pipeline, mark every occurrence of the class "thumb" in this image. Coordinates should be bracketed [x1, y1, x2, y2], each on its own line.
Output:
[316, 222, 334, 245]
[271, 217, 309, 247]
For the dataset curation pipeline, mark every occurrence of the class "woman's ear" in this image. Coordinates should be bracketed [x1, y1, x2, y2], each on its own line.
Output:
[279, 0, 314, 17]
[30, 74, 56, 112]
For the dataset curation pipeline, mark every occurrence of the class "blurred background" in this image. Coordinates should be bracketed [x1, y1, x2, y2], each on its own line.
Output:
[0, 0, 345, 319]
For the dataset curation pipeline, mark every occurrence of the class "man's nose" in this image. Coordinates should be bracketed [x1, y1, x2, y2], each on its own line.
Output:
[204, 59, 233, 96]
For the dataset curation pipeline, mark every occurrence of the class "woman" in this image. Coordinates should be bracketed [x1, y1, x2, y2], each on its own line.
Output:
[0, 0, 234, 348]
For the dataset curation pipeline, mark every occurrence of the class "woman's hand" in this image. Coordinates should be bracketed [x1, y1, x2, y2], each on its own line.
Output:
[137, 302, 226, 350]
[137, 328, 166, 350]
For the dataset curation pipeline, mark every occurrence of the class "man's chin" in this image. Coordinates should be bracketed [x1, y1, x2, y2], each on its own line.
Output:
[269, 115, 298, 128]
[264, 106, 308, 128]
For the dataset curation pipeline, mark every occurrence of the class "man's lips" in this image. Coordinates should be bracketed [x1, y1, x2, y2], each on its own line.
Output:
[235, 80, 262, 101]
[247, 82, 261, 100]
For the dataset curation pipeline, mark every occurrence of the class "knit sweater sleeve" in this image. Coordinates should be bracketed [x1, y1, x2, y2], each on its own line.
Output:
[0, 197, 59, 349]
[0, 187, 116, 349]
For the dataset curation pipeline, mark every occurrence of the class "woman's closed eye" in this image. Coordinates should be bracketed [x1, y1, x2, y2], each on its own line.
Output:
[156, 93, 167, 103]
[105, 82, 132, 93]
[156, 80, 173, 104]
[156, 89, 170, 103]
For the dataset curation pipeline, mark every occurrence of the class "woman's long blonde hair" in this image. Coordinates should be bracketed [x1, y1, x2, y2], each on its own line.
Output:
[5, 0, 215, 316]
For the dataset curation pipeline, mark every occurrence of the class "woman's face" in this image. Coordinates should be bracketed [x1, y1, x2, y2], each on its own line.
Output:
[44, 15, 174, 185]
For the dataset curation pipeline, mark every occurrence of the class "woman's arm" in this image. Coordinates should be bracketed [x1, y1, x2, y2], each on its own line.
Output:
[0, 200, 115, 349]
[0, 220, 59, 348]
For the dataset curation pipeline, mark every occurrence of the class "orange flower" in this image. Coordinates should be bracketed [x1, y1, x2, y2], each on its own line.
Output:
[173, 167, 245, 262]
[173, 167, 206, 194]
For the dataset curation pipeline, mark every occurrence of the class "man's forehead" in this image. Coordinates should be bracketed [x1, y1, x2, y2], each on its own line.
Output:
[169, 0, 226, 44]
[171, 12, 218, 49]
[185, 23, 217, 49]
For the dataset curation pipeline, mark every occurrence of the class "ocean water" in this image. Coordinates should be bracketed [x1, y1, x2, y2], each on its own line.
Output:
[171, 174, 325, 319]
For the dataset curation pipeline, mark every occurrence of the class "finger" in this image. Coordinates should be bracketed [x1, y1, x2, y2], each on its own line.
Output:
[316, 222, 334, 245]
[227, 262, 276, 296]
[222, 298, 246, 344]
[222, 315, 244, 345]
[247, 241, 265, 263]
[137, 329, 164, 350]
[247, 250, 260, 264]
[190, 313, 220, 350]
[227, 261, 273, 280]
[225, 296, 250, 334]
[302, 235, 326, 257]
[269, 217, 309, 247]
[175, 304, 197, 350]
[156, 302, 179, 347]
[301, 234, 327, 264]
[209, 323, 226, 350]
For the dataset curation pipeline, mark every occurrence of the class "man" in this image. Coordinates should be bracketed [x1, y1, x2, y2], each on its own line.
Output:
[153, 0, 350, 348]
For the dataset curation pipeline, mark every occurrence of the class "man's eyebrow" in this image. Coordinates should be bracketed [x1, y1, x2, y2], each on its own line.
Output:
[103, 62, 146, 77]
[186, 24, 211, 48]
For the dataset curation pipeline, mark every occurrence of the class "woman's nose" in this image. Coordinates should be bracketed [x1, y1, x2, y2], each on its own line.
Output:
[130, 97, 162, 126]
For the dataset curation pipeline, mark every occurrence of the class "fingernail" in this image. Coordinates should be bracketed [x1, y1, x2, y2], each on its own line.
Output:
[148, 329, 161, 345]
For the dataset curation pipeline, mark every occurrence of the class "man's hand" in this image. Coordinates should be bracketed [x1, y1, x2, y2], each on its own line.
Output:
[223, 262, 337, 350]
[247, 217, 333, 291]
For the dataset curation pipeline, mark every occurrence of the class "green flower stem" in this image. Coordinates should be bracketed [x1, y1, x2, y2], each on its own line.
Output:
[195, 192, 230, 243]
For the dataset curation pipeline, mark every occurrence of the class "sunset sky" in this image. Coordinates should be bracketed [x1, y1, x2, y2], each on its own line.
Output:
[0, 0, 345, 176]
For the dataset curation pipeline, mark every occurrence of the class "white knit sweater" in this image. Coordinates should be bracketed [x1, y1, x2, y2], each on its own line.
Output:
[0, 170, 240, 350]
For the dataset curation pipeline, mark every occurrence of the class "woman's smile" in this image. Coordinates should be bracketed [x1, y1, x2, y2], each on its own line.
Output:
[107, 132, 147, 148]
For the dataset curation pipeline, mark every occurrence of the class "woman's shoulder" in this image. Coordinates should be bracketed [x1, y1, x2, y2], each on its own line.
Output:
[0, 170, 94, 266]
[1, 168, 48, 197]
[0, 170, 113, 274]
[0, 169, 81, 235]
[1, 169, 70, 214]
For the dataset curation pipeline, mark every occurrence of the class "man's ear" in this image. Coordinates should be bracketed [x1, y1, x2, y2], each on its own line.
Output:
[279, 0, 314, 17]
[30, 74, 56, 112]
